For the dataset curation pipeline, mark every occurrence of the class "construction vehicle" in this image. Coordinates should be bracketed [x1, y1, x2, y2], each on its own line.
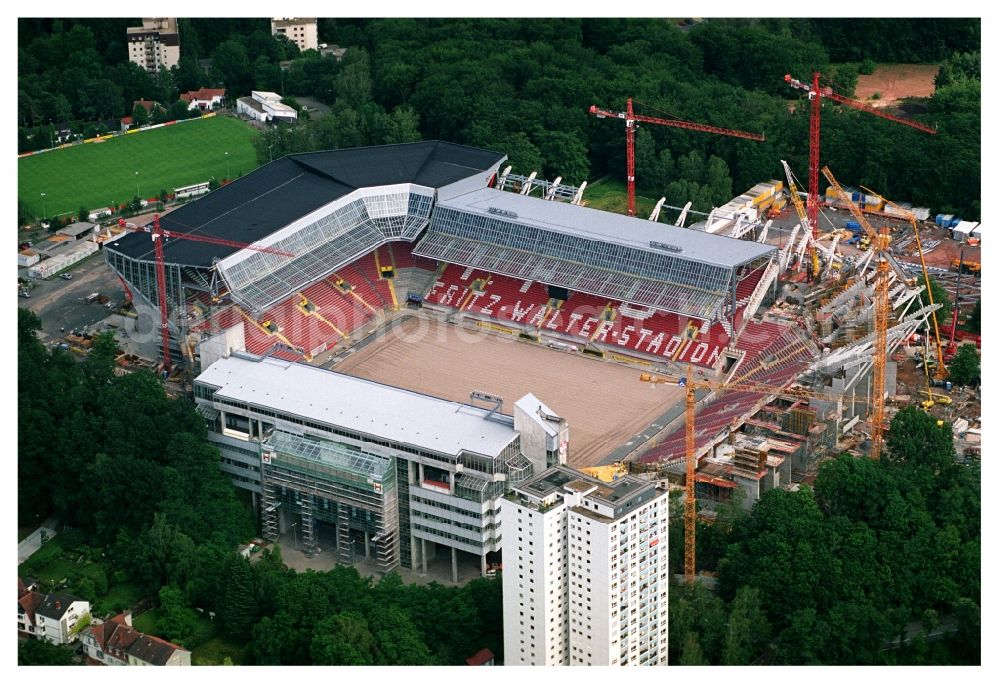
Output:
[579, 461, 628, 483]
[784, 72, 936, 252]
[951, 259, 980, 274]
[589, 98, 765, 216]
[858, 235, 871, 250]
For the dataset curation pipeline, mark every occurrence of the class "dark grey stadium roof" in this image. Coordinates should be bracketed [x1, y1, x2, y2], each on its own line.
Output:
[106, 141, 505, 268]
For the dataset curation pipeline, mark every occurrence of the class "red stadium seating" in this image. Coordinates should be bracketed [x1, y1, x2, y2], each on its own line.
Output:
[638, 319, 815, 465]
[426, 269, 738, 368]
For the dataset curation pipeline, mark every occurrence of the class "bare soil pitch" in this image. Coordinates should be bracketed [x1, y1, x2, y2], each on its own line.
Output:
[855, 64, 939, 104]
[334, 317, 683, 467]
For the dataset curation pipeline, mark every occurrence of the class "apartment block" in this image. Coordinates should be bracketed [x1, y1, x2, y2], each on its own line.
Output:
[126, 18, 179, 74]
[502, 466, 668, 666]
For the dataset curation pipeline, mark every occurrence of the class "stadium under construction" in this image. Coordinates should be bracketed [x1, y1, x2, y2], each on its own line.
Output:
[106, 140, 940, 577]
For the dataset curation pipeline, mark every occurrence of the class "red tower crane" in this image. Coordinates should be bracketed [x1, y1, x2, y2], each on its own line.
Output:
[784, 72, 937, 242]
[589, 98, 766, 217]
[117, 215, 295, 373]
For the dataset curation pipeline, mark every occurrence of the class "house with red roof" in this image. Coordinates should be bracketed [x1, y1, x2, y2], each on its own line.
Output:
[80, 611, 191, 666]
[17, 578, 91, 645]
[180, 88, 226, 111]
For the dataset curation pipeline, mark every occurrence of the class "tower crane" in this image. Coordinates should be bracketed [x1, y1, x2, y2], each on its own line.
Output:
[779, 160, 821, 278]
[784, 72, 936, 245]
[821, 167, 894, 461]
[117, 215, 295, 373]
[641, 367, 874, 585]
[588, 98, 765, 217]
[859, 185, 946, 380]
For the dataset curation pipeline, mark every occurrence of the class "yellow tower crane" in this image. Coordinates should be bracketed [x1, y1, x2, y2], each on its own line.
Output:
[642, 369, 874, 584]
[859, 185, 946, 381]
[821, 166, 894, 461]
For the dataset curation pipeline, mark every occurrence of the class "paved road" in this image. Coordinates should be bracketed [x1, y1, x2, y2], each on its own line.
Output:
[18, 516, 59, 564]
[18, 250, 122, 342]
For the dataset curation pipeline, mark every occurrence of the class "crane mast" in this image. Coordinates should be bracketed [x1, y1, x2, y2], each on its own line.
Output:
[861, 185, 946, 379]
[118, 215, 294, 372]
[784, 72, 936, 248]
[650, 370, 874, 584]
[821, 167, 892, 459]
[589, 98, 765, 216]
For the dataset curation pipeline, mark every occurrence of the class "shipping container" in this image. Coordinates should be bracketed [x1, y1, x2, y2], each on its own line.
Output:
[27, 241, 97, 279]
[17, 250, 40, 267]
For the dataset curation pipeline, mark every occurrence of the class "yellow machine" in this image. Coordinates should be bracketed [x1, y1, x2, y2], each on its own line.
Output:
[580, 462, 628, 483]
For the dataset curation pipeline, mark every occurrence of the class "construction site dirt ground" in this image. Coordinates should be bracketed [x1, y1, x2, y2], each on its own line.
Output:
[854, 63, 940, 104]
[332, 316, 684, 467]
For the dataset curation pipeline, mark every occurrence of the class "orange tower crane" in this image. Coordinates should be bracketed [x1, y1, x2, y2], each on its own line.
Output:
[588, 98, 765, 216]
[117, 215, 295, 372]
[821, 167, 895, 461]
[643, 370, 874, 584]
[860, 185, 947, 380]
[784, 72, 936, 244]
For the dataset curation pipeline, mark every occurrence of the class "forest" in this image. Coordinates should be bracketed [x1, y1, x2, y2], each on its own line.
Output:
[17, 309, 501, 665]
[19, 302, 980, 665]
[666, 405, 980, 664]
[19, 18, 980, 218]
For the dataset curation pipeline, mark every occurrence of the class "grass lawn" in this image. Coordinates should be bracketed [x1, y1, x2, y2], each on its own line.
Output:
[24, 557, 78, 587]
[92, 581, 145, 618]
[134, 610, 238, 662]
[581, 176, 660, 219]
[19, 115, 260, 220]
[132, 608, 163, 634]
[193, 635, 252, 665]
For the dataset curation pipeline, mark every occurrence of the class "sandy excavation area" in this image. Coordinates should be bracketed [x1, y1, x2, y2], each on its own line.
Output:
[334, 317, 683, 467]
[854, 64, 939, 104]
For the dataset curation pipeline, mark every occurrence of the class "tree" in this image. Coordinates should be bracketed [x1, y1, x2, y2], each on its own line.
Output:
[535, 129, 590, 185]
[78, 206, 89, 223]
[18, 638, 77, 665]
[884, 406, 955, 472]
[220, 554, 256, 641]
[150, 105, 169, 124]
[310, 612, 376, 665]
[721, 586, 771, 664]
[947, 343, 979, 386]
[212, 40, 253, 95]
[167, 100, 190, 122]
[335, 54, 373, 108]
[369, 605, 434, 665]
[158, 585, 202, 647]
[679, 632, 709, 665]
[131, 102, 149, 128]
[915, 276, 951, 324]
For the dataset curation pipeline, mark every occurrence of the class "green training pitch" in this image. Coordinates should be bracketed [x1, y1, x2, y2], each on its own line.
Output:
[18, 116, 260, 221]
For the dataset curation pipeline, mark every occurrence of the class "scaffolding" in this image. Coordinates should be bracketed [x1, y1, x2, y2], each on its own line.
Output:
[259, 430, 399, 570]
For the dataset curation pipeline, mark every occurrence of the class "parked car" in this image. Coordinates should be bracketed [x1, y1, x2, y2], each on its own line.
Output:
[59, 273, 73, 280]
[18, 290, 30, 299]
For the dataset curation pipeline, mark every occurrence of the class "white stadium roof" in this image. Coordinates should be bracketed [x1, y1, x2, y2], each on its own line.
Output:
[196, 354, 519, 457]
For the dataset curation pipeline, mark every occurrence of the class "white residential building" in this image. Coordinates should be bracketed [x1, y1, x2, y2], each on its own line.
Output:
[22, 591, 91, 645]
[126, 18, 180, 74]
[236, 91, 298, 124]
[502, 466, 668, 666]
[271, 18, 319, 52]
